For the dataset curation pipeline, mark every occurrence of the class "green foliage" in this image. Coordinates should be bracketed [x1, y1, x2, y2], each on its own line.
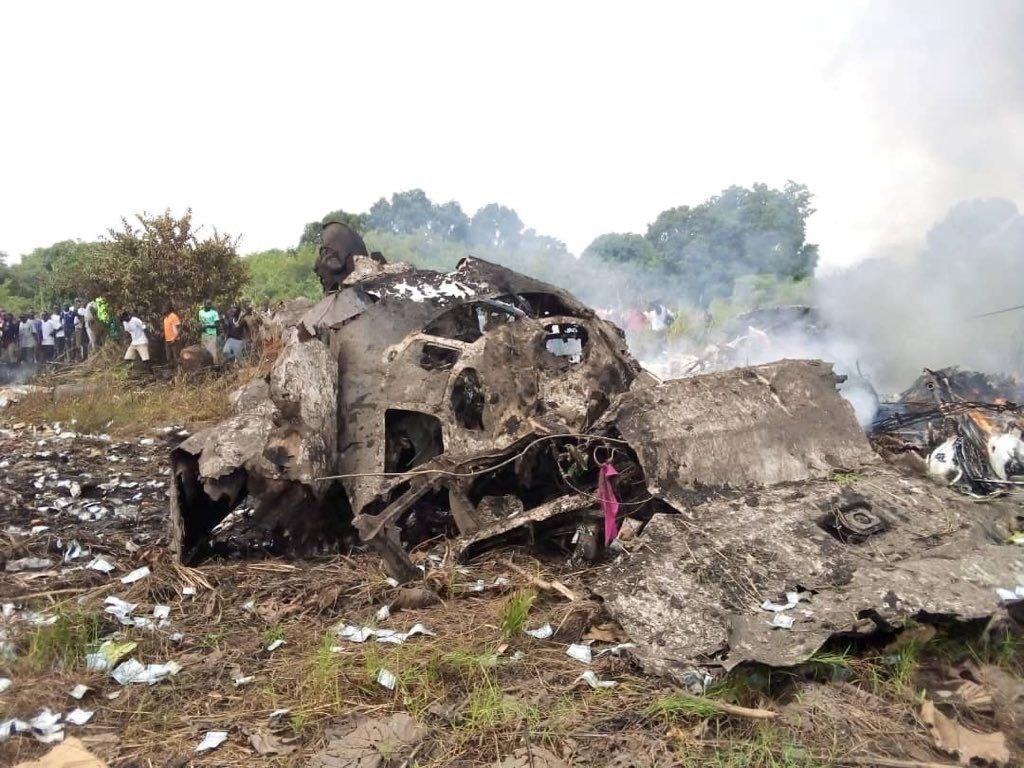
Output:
[48, 209, 248, 334]
[586, 181, 818, 308]
[298, 209, 368, 247]
[583, 232, 660, 266]
[20, 608, 101, 672]
[498, 588, 536, 637]
[367, 189, 470, 240]
[244, 245, 321, 303]
[0, 239, 101, 313]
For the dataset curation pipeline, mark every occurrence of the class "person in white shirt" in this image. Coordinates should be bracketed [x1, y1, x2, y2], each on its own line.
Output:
[120, 311, 150, 364]
[49, 308, 65, 360]
[39, 311, 57, 363]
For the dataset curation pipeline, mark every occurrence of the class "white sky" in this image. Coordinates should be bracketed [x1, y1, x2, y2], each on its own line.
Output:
[1, 1, 1021, 270]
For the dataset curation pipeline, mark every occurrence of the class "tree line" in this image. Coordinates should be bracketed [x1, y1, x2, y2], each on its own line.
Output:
[0, 182, 818, 341]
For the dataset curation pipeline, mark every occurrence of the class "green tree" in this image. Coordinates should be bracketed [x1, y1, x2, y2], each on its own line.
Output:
[298, 209, 368, 247]
[244, 245, 321, 303]
[367, 189, 469, 240]
[49, 210, 248, 334]
[582, 233, 660, 266]
[643, 182, 818, 305]
[468, 203, 523, 249]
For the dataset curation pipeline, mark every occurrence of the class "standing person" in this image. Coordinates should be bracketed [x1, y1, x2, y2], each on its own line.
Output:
[83, 298, 103, 350]
[73, 299, 88, 358]
[162, 303, 182, 367]
[62, 306, 77, 361]
[120, 311, 150, 368]
[198, 301, 220, 364]
[39, 310, 57, 363]
[50, 307, 65, 360]
[222, 306, 249, 362]
[18, 313, 37, 364]
[2, 313, 19, 364]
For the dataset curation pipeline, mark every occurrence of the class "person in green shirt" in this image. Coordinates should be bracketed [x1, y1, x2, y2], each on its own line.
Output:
[199, 301, 220, 364]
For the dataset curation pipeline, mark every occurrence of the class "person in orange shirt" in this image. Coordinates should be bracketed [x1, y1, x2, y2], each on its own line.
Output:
[163, 303, 182, 367]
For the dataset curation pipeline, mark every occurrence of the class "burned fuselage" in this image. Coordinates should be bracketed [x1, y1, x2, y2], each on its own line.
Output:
[170, 256, 649, 573]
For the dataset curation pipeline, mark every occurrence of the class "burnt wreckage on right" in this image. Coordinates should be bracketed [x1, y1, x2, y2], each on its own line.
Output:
[170, 228, 1024, 678]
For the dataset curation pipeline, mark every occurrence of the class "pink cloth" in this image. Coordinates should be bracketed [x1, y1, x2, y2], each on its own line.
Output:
[597, 462, 620, 545]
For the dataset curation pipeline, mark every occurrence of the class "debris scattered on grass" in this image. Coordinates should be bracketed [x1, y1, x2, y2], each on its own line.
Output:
[84, 640, 137, 672]
[265, 638, 285, 652]
[576, 670, 617, 689]
[195, 730, 228, 753]
[68, 685, 90, 700]
[336, 622, 435, 645]
[64, 709, 93, 726]
[566, 643, 592, 664]
[119, 566, 150, 584]
[524, 623, 553, 639]
[110, 658, 181, 685]
[376, 668, 397, 690]
[86, 557, 114, 573]
[761, 591, 803, 612]
[0, 677, 11, 693]
[770, 614, 795, 629]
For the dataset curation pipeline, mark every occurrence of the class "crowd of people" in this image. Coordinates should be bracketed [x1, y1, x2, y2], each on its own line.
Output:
[0, 299, 257, 375]
[0, 299, 104, 365]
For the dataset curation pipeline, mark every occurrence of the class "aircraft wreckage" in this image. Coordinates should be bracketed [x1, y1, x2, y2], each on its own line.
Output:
[169, 236, 1024, 682]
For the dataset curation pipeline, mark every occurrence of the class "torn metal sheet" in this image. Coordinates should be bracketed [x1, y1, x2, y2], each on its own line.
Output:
[605, 359, 878, 502]
[594, 466, 1024, 678]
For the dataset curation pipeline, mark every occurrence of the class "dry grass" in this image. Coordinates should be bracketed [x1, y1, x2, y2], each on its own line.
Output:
[7, 346, 275, 435]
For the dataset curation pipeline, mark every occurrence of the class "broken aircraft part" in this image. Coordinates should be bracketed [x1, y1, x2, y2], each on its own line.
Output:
[168, 249, 1024, 679]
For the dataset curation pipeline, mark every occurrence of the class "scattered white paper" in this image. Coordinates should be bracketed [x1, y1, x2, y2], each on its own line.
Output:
[69, 684, 90, 700]
[28, 708, 64, 743]
[524, 624, 553, 640]
[196, 730, 228, 752]
[595, 643, 636, 657]
[265, 638, 285, 652]
[566, 644, 593, 664]
[86, 556, 114, 573]
[577, 670, 617, 689]
[153, 605, 170, 620]
[771, 613, 795, 629]
[182, 586, 196, 596]
[377, 668, 397, 690]
[761, 591, 803, 612]
[376, 605, 391, 621]
[336, 622, 435, 645]
[242, 599, 256, 612]
[234, 675, 255, 687]
[65, 708, 93, 725]
[268, 708, 290, 720]
[385, 577, 399, 588]
[103, 596, 137, 625]
[111, 658, 182, 685]
[0, 678, 10, 693]
[120, 566, 150, 584]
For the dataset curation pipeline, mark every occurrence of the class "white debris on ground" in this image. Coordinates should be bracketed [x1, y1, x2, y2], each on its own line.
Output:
[195, 730, 229, 753]
[336, 622, 435, 645]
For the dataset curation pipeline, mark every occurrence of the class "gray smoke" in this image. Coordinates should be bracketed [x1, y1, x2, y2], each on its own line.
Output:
[816, 198, 1024, 394]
